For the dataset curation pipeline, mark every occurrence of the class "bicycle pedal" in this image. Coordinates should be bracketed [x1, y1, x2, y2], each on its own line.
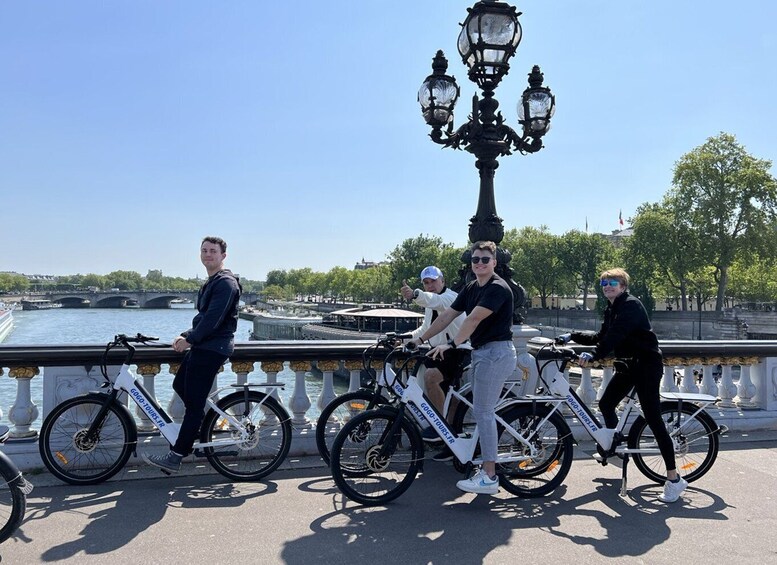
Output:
[160, 469, 172, 476]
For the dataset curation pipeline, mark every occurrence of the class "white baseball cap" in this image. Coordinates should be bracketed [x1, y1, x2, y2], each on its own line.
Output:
[420, 266, 443, 280]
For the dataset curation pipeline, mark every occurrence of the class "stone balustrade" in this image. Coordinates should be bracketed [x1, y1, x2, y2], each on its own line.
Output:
[1, 331, 776, 472]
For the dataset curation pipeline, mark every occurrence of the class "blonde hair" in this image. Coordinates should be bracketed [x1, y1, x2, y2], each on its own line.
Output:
[600, 268, 630, 288]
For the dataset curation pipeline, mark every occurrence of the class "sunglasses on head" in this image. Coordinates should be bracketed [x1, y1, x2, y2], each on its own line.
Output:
[471, 256, 492, 264]
[600, 279, 620, 287]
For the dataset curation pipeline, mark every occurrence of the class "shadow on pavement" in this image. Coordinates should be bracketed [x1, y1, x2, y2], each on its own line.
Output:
[283, 465, 732, 563]
[20, 475, 278, 561]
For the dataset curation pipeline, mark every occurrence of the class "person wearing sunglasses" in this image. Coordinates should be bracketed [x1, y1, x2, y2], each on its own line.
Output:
[557, 268, 687, 503]
[411, 241, 517, 495]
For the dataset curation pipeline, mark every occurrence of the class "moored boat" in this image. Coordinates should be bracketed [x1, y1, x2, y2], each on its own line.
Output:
[20, 299, 62, 311]
[302, 305, 423, 340]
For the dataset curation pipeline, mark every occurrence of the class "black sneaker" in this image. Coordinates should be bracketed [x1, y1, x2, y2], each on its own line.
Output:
[432, 446, 454, 462]
[142, 450, 183, 474]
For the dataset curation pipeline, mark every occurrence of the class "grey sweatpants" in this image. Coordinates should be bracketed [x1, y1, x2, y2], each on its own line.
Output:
[471, 340, 517, 462]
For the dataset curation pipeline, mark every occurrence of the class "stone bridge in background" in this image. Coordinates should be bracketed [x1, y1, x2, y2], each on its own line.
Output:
[43, 290, 263, 308]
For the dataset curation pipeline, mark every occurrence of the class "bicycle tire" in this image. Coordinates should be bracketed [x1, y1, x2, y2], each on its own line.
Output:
[315, 389, 387, 466]
[495, 403, 574, 498]
[0, 453, 27, 544]
[39, 395, 136, 485]
[201, 390, 292, 481]
[628, 401, 720, 484]
[330, 406, 422, 506]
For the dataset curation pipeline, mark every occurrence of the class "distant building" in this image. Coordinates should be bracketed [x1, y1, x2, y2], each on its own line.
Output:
[601, 227, 633, 247]
[354, 258, 388, 271]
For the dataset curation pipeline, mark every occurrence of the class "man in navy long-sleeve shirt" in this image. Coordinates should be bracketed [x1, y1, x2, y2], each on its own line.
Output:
[144, 236, 242, 473]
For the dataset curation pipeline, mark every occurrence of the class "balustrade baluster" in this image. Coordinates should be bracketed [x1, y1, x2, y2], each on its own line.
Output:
[134, 363, 161, 433]
[316, 360, 338, 413]
[680, 364, 699, 394]
[345, 360, 362, 392]
[289, 361, 312, 427]
[230, 361, 254, 387]
[259, 361, 283, 402]
[717, 364, 737, 408]
[166, 362, 185, 423]
[577, 366, 596, 406]
[7, 366, 40, 439]
[699, 363, 718, 397]
[596, 365, 614, 403]
[5, 367, 38, 439]
[661, 359, 680, 393]
[735, 357, 758, 409]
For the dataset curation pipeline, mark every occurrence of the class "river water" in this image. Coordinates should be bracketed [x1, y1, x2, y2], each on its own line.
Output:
[1, 307, 340, 424]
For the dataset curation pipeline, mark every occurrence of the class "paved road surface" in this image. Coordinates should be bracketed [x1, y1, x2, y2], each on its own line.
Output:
[3, 432, 776, 564]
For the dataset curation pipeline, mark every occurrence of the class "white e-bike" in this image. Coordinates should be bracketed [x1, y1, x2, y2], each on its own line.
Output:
[39, 334, 291, 485]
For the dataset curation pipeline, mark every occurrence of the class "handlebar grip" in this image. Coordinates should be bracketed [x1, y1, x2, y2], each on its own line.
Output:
[136, 333, 159, 342]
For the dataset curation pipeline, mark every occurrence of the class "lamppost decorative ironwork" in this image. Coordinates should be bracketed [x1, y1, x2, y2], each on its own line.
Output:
[418, 0, 555, 322]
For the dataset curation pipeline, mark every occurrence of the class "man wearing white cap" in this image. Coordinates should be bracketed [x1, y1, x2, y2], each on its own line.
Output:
[401, 266, 466, 454]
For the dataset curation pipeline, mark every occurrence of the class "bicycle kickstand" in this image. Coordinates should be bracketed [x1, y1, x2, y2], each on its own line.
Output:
[619, 453, 629, 497]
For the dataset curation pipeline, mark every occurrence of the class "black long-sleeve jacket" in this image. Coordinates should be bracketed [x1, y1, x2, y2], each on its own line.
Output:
[181, 269, 242, 355]
[571, 291, 660, 362]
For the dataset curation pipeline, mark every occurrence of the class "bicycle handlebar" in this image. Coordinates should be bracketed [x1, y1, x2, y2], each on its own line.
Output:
[114, 333, 160, 345]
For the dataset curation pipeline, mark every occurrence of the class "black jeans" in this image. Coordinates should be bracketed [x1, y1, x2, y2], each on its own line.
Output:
[171, 348, 228, 456]
[599, 356, 677, 472]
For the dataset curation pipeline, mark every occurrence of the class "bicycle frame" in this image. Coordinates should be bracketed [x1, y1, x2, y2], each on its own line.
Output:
[109, 363, 280, 450]
[380, 361, 544, 466]
[540, 355, 719, 455]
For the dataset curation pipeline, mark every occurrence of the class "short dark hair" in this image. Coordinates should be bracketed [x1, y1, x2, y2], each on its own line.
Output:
[202, 236, 227, 253]
[470, 240, 496, 256]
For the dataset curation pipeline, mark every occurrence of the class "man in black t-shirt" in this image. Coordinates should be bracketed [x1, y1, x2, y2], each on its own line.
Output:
[412, 241, 517, 496]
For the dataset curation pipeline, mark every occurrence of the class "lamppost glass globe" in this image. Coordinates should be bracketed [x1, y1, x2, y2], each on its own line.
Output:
[456, 1, 523, 90]
[418, 51, 460, 128]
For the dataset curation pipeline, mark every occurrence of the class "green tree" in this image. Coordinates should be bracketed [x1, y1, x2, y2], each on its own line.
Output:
[265, 270, 288, 288]
[624, 201, 706, 311]
[81, 273, 107, 290]
[0, 273, 30, 292]
[104, 270, 143, 291]
[503, 226, 570, 308]
[326, 266, 352, 303]
[671, 132, 777, 311]
[558, 231, 615, 310]
[387, 234, 463, 289]
[261, 284, 287, 301]
[727, 255, 777, 305]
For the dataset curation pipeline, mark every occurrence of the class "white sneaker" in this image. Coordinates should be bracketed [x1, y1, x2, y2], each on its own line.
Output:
[659, 477, 688, 503]
[456, 469, 499, 495]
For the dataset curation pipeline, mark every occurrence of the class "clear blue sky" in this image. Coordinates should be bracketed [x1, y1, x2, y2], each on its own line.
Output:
[3, 1, 775, 281]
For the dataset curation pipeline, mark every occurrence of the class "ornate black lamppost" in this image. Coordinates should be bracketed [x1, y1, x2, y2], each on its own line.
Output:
[418, 0, 555, 321]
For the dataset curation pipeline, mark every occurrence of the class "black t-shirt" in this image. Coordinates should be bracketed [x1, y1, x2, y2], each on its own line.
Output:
[450, 274, 513, 348]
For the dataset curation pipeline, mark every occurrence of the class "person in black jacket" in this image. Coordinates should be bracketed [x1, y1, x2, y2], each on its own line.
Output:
[563, 268, 687, 503]
[144, 236, 242, 473]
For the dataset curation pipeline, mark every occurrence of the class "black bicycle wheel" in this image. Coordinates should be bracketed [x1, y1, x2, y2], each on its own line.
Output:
[315, 389, 386, 466]
[330, 407, 422, 506]
[628, 401, 720, 484]
[201, 390, 292, 481]
[495, 404, 574, 498]
[0, 454, 28, 544]
[39, 395, 136, 485]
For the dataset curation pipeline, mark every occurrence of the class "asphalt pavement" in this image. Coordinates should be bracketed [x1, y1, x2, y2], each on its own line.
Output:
[2, 431, 776, 564]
